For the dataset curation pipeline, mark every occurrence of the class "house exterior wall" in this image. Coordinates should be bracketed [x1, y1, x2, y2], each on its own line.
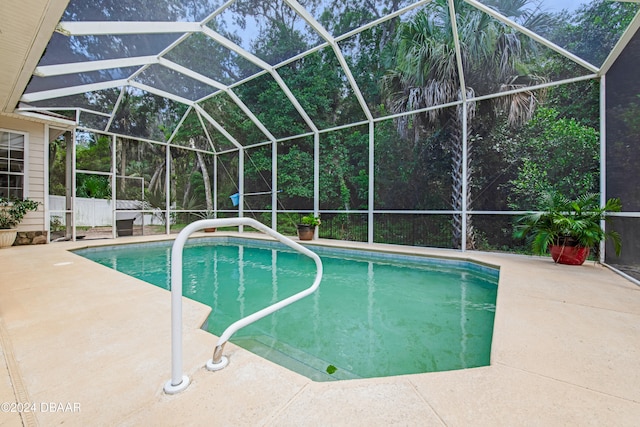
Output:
[0, 115, 46, 236]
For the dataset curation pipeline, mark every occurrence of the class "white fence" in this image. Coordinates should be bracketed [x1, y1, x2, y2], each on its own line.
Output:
[49, 196, 164, 227]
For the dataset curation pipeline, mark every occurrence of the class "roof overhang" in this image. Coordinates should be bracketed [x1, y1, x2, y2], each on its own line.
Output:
[0, 0, 69, 115]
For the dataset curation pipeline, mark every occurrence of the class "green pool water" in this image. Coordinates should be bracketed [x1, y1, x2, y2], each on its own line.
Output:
[76, 238, 498, 381]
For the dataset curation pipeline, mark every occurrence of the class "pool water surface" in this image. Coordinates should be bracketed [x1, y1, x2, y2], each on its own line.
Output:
[76, 238, 498, 381]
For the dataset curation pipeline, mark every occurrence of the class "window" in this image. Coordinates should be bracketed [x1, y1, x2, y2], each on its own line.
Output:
[0, 130, 26, 199]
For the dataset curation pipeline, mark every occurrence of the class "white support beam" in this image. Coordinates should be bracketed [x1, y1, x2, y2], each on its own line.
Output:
[123, 63, 154, 88]
[200, 26, 272, 71]
[17, 105, 110, 120]
[465, 0, 599, 73]
[471, 74, 599, 104]
[335, 0, 433, 44]
[265, 0, 431, 73]
[193, 103, 243, 150]
[128, 81, 195, 106]
[201, 25, 323, 136]
[16, 111, 77, 126]
[168, 142, 219, 155]
[213, 153, 218, 215]
[368, 121, 375, 244]
[269, 71, 318, 133]
[284, 0, 334, 43]
[272, 131, 315, 144]
[165, 144, 171, 235]
[599, 9, 640, 75]
[57, 21, 201, 36]
[195, 110, 219, 153]
[199, 6, 325, 134]
[333, 45, 374, 121]
[34, 56, 158, 77]
[20, 79, 128, 103]
[461, 95, 469, 251]
[313, 132, 320, 238]
[167, 106, 193, 145]
[449, 0, 468, 103]
[238, 150, 245, 229]
[71, 130, 77, 241]
[276, 43, 330, 69]
[599, 75, 607, 263]
[373, 99, 464, 123]
[272, 141, 278, 231]
[285, 0, 373, 121]
[202, 26, 318, 132]
[317, 119, 371, 134]
[225, 90, 277, 142]
[200, 0, 236, 28]
[105, 87, 126, 131]
[159, 58, 228, 91]
[76, 107, 112, 118]
[111, 134, 117, 239]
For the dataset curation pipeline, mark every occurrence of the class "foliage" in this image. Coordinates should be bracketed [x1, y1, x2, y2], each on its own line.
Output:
[41, 0, 638, 254]
[76, 134, 112, 171]
[513, 192, 622, 256]
[381, 0, 549, 248]
[320, 128, 369, 210]
[48, 133, 70, 197]
[194, 210, 217, 220]
[506, 107, 599, 209]
[50, 216, 65, 232]
[299, 214, 321, 227]
[549, 0, 639, 66]
[216, 152, 241, 209]
[0, 198, 40, 229]
[276, 143, 314, 207]
[374, 119, 450, 209]
[234, 73, 309, 139]
[544, 76, 599, 129]
[76, 174, 112, 199]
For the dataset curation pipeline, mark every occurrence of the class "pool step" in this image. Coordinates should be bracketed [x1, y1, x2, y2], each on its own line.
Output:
[232, 335, 360, 381]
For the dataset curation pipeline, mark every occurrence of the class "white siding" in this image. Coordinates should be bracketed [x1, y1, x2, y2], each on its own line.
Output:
[0, 116, 46, 232]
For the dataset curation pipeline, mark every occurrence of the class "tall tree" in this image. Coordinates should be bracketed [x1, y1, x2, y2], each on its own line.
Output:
[382, 0, 547, 248]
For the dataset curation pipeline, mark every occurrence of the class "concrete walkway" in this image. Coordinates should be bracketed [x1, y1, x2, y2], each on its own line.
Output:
[1, 233, 639, 426]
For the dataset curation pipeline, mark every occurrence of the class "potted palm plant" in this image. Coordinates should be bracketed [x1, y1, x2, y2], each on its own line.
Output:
[513, 192, 622, 265]
[297, 214, 321, 241]
[0, 197, 40, 248]
[195, 210, 217, 232]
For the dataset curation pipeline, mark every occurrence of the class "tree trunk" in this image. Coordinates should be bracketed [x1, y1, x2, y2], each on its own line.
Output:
[169, 151, 176, 207]
[450, 104, 475, 250]
[148, 161, 165, 194]
[190, 139, 213, 211]
[118, 140, 127, 196]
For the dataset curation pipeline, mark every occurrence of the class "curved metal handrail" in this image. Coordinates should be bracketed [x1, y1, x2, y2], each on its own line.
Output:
[163, 217, 323, 394]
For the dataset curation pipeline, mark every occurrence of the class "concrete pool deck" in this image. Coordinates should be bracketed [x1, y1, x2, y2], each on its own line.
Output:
[1, 233, 639, 426]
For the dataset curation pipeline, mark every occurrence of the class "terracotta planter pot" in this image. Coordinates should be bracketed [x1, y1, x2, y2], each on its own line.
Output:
[297, 224, 315, 241]
[204, 227, 217, 232]
[0, 229, 17, 248]
[550, 244, 590, 265]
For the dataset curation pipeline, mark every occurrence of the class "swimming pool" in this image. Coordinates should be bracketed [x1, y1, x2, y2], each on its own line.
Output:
[75, 237, 498, 381]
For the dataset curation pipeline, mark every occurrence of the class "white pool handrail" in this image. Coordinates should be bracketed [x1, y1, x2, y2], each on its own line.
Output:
[163, 217, 323, 394]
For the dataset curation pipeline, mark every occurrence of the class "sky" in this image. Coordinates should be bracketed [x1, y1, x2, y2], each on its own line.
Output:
[542, 0, 588, 13]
